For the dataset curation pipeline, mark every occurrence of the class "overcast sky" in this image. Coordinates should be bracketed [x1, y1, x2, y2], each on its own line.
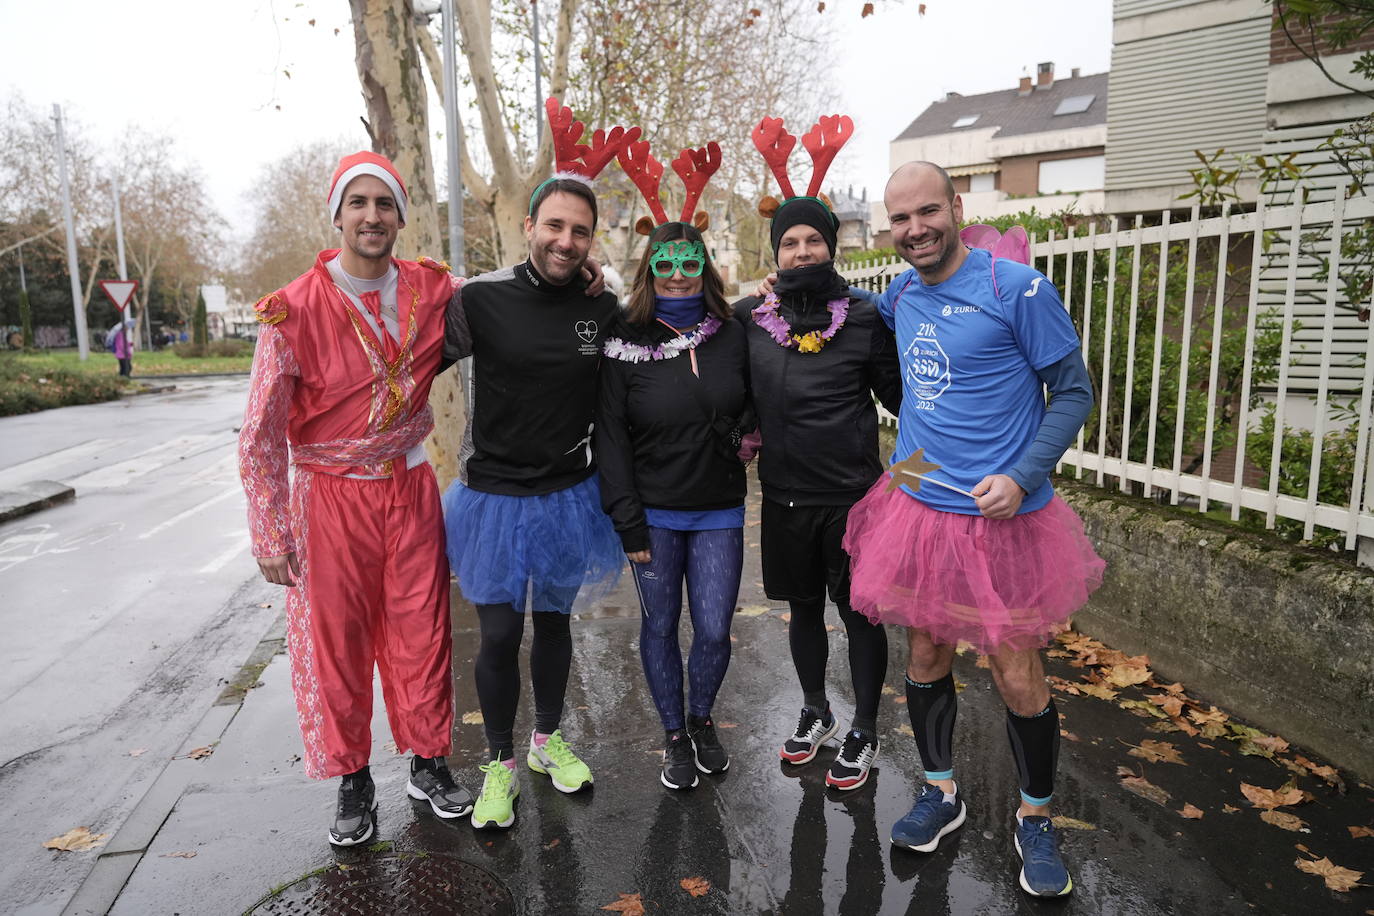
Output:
[1, 0, 1112, 242]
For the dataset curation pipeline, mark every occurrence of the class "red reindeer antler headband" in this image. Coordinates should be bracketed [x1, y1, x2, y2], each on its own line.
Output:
[618, 134, 722, 235]
[751, 113, 854, 218]
[529, 97, 640, 213]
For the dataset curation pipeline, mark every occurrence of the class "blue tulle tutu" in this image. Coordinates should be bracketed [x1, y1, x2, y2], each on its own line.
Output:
[442, 474, 623, 612]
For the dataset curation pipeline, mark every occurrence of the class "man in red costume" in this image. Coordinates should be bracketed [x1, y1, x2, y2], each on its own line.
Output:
[238, 151, 474, 846]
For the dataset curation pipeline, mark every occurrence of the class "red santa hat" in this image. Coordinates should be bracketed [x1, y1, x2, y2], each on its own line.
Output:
[327, 151, 408, 224]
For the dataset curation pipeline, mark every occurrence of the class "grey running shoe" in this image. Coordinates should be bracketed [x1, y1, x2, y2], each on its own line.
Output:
[407, 757, 474, 819]
[329, 772, 377, 847]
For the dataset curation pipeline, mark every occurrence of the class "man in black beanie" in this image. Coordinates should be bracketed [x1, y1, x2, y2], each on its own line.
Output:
[733, 193, 902, 791]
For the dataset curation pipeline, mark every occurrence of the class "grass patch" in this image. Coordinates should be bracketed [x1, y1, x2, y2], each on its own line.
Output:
[0, 356, 128, 416]
[2, 345, 254, 379]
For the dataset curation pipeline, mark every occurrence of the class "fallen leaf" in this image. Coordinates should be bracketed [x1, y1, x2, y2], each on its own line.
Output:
[1156, 681, 1187, 696]
[1348, 826, 1374, 838]
[881, 684, 898, 695]
[1147, 693, 1185, 717]
[737, 605, 770, 617]
[1050, 816, 1096, 830]
[895, 724, 914, 738]
[544, 838, 561, 850]
[824, 624, 836, 632]
[1296, 843, 1311, 854]
[43, 827, 107, 852]
[1223, 804, 1239, 813]
[1061, 730, 1080, 742]
[1106, 665, 1152, 688]
[461, 710, 484, 725]
[680, 876, 711, 897]
[1241, 782, 1305, 810]
[1077, 681, 1118, 701]
[160, 851, 198, 858]
[178, 745, 215, 760]
[893, 696, 907, 704]
[1294, 856, 1364, 892]
[1180, 804, 1204, 819]
[1148, 719, 1185, 734]
[861, 1, 874, 16]
[716, 721, 738, 728]
[1048, 676, 1082, 696]
[1127, 739, 1185, 765]
[975, 655, 990, 669]
[383, 741, 402, 756]
[779, 612, 792, 623]
[128, 748, 147, 757]
[1119, 699, 1170, 720]
[1261, 810, 1308, 832]
[1189, 706, 1228, 726]
[1116, 768, 1170, 806]
[1252, 735, 1290, 755]
[601, 893, 646, 914]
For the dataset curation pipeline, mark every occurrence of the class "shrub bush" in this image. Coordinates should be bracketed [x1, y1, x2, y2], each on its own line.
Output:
[0, 361, 125, 416]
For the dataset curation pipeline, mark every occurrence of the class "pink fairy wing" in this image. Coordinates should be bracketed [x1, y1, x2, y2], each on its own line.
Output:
[992, 225, 1030, 265]
[959, 224, 1001, 252]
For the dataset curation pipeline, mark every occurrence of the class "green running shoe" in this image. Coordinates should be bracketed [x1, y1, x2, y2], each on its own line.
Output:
[526, 729, 593, 793]
[471, 760, 519, 829]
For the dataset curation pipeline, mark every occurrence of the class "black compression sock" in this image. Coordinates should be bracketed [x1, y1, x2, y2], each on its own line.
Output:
[906, 674, 957, 779]
[1005, 700, 1060, 805]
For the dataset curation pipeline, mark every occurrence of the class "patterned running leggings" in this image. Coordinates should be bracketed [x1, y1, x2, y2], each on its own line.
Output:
[631, 526, 743, 731]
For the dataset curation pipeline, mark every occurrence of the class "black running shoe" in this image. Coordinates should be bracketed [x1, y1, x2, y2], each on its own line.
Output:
[687, 715, 730, 774]
[661, 729, 699, 790]
[407, 756, 475, 819]
[329, 771, 377, 847]
[826, 730, 879, 790]
[780, 706, 837, 764]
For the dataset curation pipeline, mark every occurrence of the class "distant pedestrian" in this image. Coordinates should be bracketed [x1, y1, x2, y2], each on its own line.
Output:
[845, 161, 1102, 897]
[597, 138, 750, 791]
[106, 319, 135, 377]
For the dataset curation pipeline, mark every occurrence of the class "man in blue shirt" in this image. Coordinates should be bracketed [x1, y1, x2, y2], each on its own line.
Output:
[843, 162, 1103, 897]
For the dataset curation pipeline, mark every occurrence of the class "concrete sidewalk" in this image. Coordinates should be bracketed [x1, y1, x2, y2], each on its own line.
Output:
[62, 503, 1374, 915]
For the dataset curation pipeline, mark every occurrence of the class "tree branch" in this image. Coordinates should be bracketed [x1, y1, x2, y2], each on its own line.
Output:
[414, 19, 495, 204]
[1276, 2, 1374, 102]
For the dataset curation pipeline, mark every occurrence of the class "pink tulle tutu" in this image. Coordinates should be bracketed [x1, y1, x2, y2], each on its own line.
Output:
[843, 478, 1104, 652]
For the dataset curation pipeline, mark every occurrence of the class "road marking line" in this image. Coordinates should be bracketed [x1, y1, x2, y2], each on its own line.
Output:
[138, 487, 242, 541]
[69, 434, 231, 490]
[0, 438, 130, 489]
[199, 536, 250, 574]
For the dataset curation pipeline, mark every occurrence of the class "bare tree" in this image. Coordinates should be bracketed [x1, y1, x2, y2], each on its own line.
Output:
[231, 140, 351, 298]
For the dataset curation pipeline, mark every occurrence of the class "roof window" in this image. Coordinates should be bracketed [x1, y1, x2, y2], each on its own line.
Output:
[1053, 94, 1095, 116]
[951, 114, 980, 128]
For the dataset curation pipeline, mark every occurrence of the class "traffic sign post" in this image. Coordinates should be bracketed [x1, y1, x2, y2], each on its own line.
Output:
[99, 280, 138, 311]
[100, 280, 139, 372]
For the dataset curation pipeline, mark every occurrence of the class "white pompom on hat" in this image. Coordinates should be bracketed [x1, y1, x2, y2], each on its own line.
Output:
[327, 151, 408, 224]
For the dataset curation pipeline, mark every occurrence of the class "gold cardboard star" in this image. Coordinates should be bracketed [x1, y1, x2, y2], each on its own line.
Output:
[885, 448, 942, 493]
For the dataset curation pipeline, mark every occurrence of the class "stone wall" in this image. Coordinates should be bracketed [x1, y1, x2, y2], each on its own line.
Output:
[1058, 479, 1374, 780]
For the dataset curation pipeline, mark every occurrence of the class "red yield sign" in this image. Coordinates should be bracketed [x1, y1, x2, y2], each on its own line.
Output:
[100, 280, 139, 311]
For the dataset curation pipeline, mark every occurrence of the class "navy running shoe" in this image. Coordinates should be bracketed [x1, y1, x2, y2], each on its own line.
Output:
[890, 783, 966, 853]
[1015, 815, 1073, 896]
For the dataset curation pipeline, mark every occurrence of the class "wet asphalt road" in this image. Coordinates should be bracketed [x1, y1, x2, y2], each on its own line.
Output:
[4, 378, 1373, 915]
[0, 378, 279, 914]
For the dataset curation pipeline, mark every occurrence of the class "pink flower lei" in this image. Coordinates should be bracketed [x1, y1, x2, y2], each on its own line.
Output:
[602, 315, 723, 363]
[752, 292, 849, 353]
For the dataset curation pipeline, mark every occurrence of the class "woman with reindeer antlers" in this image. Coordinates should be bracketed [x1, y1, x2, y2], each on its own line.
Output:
[441, 99, 634, 830]
[735, 114, 902, 792]
[595, 135, 752, 791]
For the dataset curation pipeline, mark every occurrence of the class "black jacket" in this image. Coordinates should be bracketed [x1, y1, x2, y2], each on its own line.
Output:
[734, 265, 902, 507]
[444, 260, 620, 495]
[596, 314, 751, 553]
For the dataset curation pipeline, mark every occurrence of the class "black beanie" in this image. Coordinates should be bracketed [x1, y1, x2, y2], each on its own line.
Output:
[770, 197, 839, 261]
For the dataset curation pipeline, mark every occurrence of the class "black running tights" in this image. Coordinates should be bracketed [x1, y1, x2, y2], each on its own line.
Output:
[474, 602, 572, 759]
[787, 596, 888, 733]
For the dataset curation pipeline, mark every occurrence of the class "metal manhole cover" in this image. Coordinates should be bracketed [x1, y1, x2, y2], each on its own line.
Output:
[249, 853, 514, 915]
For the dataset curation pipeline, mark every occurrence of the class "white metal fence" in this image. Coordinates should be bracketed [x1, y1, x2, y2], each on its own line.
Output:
[841, 190, 1374, 555]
